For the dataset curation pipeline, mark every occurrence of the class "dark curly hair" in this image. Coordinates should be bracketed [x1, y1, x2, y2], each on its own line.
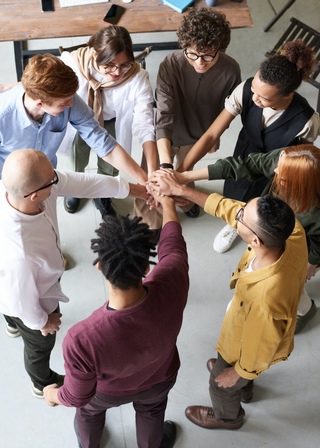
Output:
[177, 7, 231, 52]
[255, 195, 295, 248]
[261, 40, 317, 96]
[91, 215, 157, 289]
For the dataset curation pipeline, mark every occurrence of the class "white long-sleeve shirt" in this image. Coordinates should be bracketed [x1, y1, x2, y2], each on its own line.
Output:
[61, 51, 155, 154]
[0, 170, 129, 330]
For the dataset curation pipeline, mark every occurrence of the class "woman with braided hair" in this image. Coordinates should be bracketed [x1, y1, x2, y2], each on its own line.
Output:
[178, 40, 319, 253]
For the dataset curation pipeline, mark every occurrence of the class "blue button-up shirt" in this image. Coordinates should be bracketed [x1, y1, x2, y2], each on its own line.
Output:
[0, 85, 117, 176]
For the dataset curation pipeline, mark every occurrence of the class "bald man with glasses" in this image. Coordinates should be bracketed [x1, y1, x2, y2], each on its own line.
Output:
[148, 169, 308, 430]
[0, 149, 146, 398]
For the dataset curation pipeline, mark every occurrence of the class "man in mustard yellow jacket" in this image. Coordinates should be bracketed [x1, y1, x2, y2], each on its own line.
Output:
[148, 169, 308, 430]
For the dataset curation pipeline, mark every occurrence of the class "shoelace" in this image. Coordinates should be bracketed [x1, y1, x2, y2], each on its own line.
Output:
[206, 407, 216, 418]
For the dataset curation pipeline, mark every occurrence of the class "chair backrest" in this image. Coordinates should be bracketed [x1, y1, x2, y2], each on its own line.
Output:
[58, 44, 152, 69]
[266, 17, 320, 113]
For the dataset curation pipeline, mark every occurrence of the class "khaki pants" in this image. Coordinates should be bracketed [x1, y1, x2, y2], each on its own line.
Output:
[68, 120, 162, 229]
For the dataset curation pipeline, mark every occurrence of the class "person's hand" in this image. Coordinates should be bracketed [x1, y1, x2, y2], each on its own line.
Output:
[146, 192, 161, 210]
[215, 366, 241, 388]
[306, 263, 317, 281]
[40, 312, 62, 336]
[148, 188, 175, 207]
[146, 193, 188, 209]
[130, 183, 149, 201]
[165, 170, 186, 184]
[172, 196, 189, 207]
[43, 384, 60, 407]
[148, 169, 183, 197]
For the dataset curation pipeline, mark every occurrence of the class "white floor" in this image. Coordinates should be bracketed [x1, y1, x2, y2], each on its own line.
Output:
[1, 1, 320, 447]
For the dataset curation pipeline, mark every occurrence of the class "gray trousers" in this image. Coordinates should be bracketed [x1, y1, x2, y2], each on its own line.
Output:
[209, 353, 252, 422]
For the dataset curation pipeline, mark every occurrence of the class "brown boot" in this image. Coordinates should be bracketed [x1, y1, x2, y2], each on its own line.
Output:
[185, 406, 243, 430]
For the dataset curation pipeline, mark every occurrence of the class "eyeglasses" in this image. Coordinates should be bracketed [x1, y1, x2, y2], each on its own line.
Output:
[235, 206, 264, 245]
[24, 170, 59, 198]
[184, 49, 218, 63]
[100, 61, 134, 74]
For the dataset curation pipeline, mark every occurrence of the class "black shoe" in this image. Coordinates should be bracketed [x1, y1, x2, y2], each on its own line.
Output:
[160, 420, 177, 448]
[93, 198, 116, 221]
[184, 203, 200, 218]
[295, 299, 317, 333]
[64, 197, 80, 214]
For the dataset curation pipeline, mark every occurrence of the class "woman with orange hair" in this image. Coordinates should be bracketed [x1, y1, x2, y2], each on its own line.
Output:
[174, 144, 320, 332]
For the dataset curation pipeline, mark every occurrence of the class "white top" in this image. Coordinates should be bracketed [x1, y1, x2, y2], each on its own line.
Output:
[61, 51, 155, 155]
[0, 170, 129, 330]
[225, 80, 320, 141]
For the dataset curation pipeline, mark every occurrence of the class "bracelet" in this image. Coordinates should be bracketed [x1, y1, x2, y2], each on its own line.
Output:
[160, 163, 174, 169]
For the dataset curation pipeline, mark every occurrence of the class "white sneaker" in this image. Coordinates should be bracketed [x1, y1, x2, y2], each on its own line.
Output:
[5, 324, 20, 338]
[31, 385, 44, 399]
[213, 224, 238, 253]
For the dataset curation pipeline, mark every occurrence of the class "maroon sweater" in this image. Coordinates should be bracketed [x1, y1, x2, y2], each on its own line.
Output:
[58, 221, 189, 407]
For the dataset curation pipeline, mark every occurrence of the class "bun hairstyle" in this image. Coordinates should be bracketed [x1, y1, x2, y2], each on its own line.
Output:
[260, 40, 317, 96]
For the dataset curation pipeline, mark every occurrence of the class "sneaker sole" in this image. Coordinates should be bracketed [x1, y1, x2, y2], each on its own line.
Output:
[31, 386, 44, 399]
[5, 328, 21, 338]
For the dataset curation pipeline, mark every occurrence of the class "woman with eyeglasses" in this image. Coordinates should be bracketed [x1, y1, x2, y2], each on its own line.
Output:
[174, 143, 320, 332]
[155, 7, 241, 218]
[178, 40, 319, 253]
[61, 25, 161, 234]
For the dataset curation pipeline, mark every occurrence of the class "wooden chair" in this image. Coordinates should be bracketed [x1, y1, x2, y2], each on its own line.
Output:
[264, 0, 296, 32]
[58, 44, 152, 69]
[266, 17, 320, 113]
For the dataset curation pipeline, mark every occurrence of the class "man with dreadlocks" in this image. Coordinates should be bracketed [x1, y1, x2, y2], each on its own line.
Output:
[44, 191, 189, 448]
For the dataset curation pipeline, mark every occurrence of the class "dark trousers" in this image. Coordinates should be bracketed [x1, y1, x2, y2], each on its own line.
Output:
[4, 312, 61, 390]
[209, 353, 253, 422]
[75, 375, 177, 448]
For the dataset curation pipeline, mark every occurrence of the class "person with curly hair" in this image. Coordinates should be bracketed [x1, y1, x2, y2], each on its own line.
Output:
[155, 7, 241, 218]
[43, 191, 189, 448]
[178, 40, 320, 253]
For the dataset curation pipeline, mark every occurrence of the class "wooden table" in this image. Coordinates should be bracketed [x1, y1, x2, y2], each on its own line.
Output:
[0, 0, 253, 79]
